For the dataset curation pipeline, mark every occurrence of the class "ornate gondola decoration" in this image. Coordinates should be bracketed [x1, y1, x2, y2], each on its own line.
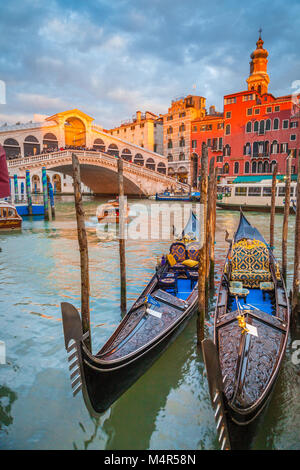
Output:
[61, 210, 201, 416]
[203, 211, 290, 445]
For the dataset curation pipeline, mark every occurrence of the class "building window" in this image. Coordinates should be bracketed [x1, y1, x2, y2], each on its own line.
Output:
[167, 126, 173, 134]
[271, 141, 279, 154]
[207, 138, 212, 147]
[167, 139, 173, 149]
[216, 155, 223, 163]
[192, 125, 197, 132]
[290, 121, 298, 128]
[179, 137, 185, 147]
[290, 134, 297, 141]
[281, 143, 288, 153]
[254, 121, 259, 132]
[179, 152, 185, 161]
[265, 119, 271, 131]
[274, 105, 280, 112]
[223, 163, 229, 174]
[246, 122, 252, 133]
[225, 97, 236, 104]
[225, 124, 231, 135]
[266, 106, 272, 113]
[179, 123, 185, 132]
[218, 137, 223, 150]
[247, 108, 253, 116]
[167, 115, 173, 121]
[226, 111, 231, 119]
[234, 162, 239, 174]
[167, 154, 173, 162]
[254, 108, 260, 115]
[245, 161, 250, 173]
[217, 123, 224, 129]
[283, 120, 289, 129]
[192, 140, 197, 148]
[273, 118, 279, 130]
[252, 161, 257, 173]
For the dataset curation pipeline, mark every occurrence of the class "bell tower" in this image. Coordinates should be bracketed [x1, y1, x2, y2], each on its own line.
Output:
[246, 30, 270, 95]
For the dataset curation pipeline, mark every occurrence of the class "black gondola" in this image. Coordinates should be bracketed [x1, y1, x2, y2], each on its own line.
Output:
[61, 210, 201, 416]
[202, 212, 290, 447]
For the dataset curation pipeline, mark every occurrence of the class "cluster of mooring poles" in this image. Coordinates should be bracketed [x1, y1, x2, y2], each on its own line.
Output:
[197, 144, 218, 344]
[270, 152, 300, 325]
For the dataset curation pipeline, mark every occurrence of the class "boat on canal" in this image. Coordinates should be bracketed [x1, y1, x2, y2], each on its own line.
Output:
[217, 179, 297, 213]
[61, 210, 201, 416]
[202, 212, 289, 448]
[0, 200, 22, 230]
[154, 190, 191, 201]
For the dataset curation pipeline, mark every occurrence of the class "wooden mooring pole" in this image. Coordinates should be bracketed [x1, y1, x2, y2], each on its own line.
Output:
[208, 165, 217, 290]
[197, 144, 208, 344]
[72, 153, 92, 352]
[25, 170, 33, 216]
[282, 154, 292, 282]
[42, 167, 49, 221]
[270, 163, 277, 251]
[292, 155, 300, 322]
[118, 157, 127, 315]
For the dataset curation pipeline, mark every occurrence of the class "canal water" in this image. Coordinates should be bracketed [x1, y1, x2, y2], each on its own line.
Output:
[0, 196, 299, 450]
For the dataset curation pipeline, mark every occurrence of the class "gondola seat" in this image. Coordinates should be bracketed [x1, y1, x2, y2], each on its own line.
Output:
[230, 239, 272, 288]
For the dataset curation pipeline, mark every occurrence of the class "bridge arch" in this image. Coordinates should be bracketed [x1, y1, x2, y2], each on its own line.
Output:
[145, 157, 155, 171]
[121, 148, 132, 162]
[107, 143, 119, 157]
[24, 135, 40, 156]
[3, 138, 21, 159]
[93, 138, 105, 152]
[64, 116, 86, 147]
[134, 153, 144, 166]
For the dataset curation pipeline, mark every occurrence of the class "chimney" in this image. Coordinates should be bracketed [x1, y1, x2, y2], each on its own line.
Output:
[209, 105, 216, 115]
[136, 111, 142, 122]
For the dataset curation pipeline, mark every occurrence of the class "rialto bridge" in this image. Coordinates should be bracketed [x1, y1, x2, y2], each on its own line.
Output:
[1, 108, 188, 195]
[7, 149, 189, 196]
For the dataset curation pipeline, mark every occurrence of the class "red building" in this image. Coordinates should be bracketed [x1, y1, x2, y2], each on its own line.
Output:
[192, 32, 300, 184]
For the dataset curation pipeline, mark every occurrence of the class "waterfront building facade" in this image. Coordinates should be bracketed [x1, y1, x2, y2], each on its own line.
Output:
[163, 95, 206, 184]
[106, 111, 163, 155]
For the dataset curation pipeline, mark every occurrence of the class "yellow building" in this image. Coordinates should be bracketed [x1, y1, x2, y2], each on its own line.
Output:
[107, 111, 163, 155]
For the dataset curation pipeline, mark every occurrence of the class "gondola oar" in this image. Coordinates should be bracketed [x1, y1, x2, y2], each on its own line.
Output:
[201, 339, 231, 450]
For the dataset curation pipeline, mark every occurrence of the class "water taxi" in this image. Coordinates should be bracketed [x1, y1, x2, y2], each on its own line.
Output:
[0, 201, 22, 230]
[217, 177, 297, 213]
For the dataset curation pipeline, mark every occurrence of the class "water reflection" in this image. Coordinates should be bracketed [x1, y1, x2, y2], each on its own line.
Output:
[0, 197, 299, 450]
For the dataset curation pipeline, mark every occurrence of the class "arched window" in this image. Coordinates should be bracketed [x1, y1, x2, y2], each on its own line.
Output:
[271, 140, 278, 154]
[245, 161, 250, 174]
[134, 153, 144, 166]
[32, 175, 40, 193]
[167, 126, 173, 134]
[179, 137, 185, 147]
[93, 138, 105, 152]
[24, 135, 40, 156]
[246, 121, 252, 133]
[252, 161, 257, 173]
[270, 160, 277, 173]
[253, 141, 259, 157]
[264, 141, 269, 156]
[107, 143, 119, 157]
[43, 133, 58, 151]
[145, 157, 155, 171]
[265, 119, 271, 131]
[3, 138, 21, 159]
[244, 143, 251, 155]
[157, 162, 166, 174]
[167, 139, 173, 149]
[224, 144, 231, 156]
[259, 120, 265, 134]
[167, 154, 173, 162]
[223, 163, 229, 174]
[254, 121, 259, 132]
[273, 118, 279, 130]
[179, 152, 185, 161]
[225, 124, 231, 135]
[234, 162, 239, 174]
[179, 123, 185, 132]
[121, 148, 132, 162]
[263, 161, 269, 173]
[258, 161, 263, 173]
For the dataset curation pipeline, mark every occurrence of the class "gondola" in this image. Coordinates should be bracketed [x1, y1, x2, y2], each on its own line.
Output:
[202, 211, 289, 448]
[61, 210, 201, 416]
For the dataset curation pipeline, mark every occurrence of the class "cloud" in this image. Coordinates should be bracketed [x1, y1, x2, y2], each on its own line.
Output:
[0, 0, 299, 129]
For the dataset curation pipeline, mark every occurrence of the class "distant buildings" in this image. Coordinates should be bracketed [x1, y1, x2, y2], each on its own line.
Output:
[1, 32, 299, 192]
[107, 111, 163, 155]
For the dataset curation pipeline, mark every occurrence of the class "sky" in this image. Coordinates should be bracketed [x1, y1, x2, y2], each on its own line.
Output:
[0, 0, 300, 129]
